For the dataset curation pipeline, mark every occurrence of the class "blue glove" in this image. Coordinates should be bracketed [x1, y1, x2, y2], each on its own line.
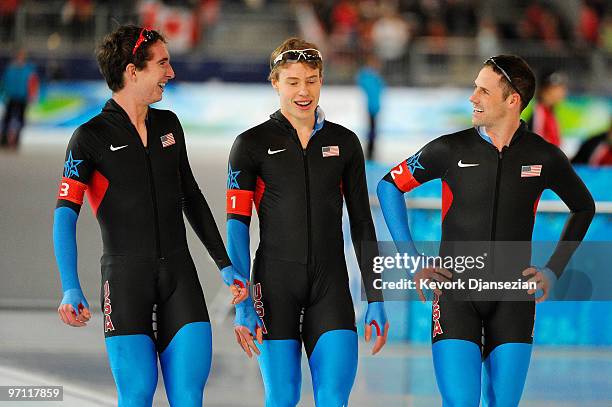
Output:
[60, 288, 89, 314]
[365, 301, 388, 336]
[364, 301, 389, 354]
[220, 265, 249, 289]
[233, 297, 264, 357]
[235, 297, 262, 334]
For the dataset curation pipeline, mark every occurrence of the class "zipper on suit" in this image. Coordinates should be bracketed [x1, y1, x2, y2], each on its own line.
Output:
[291, 128, 313, 263]
[144, 147, 162, 258]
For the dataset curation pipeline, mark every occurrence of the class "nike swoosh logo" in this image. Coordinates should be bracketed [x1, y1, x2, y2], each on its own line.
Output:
[110, 145, 128, 152]
[458, 160, 479, 167]
[268, 148, 286, 155]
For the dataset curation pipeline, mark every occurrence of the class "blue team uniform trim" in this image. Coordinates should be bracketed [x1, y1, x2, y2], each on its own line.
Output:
[53, 206, 81, 292]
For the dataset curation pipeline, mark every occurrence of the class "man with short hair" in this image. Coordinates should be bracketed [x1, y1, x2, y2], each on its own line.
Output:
[377, 55, 594, 406]
[53, 25, 245, 406]
[226, 37, 389, 406]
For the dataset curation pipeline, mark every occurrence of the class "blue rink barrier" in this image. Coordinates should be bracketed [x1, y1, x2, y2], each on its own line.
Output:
[361, 163, 612, 346]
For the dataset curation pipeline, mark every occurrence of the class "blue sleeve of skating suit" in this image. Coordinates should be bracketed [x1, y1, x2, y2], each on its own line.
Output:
[227, 220, 251, 281]
[376, 179, 419, 257]
[53, 205, 89, 311]
[226, 131, 258, 280]
[53, 207, 81, 292]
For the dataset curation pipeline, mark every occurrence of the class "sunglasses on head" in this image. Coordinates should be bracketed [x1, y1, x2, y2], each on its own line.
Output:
[485, 57, 523, 102]
[272, 48, 322, 68]
[132, 27, 155, 55]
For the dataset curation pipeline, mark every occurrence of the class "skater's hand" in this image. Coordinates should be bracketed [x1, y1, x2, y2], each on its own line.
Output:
[58, 288, 91, 327]
[414, 268, 453, 302]
[364, 301, 389, 355]
[234, 298, 263, 358]
[220, 265, 249, 305]
[523, 266, 556, 303]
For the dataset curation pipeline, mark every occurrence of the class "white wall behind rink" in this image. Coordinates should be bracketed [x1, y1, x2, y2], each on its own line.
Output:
[156, 83, 473, 143]
[25, 82, 610, 161]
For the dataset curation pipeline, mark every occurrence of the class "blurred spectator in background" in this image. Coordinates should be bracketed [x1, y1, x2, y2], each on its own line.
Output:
[295, 0, 328, 55]
[572, 118, 612, 166]
[195, 0, 220, 45]
[444, 0, 478, 37]
[529, 69, 567, 147]
[371, 5, 410, 71]
[577, 0, 602, 47]
[424, 15, 448, 52]
[477, 16, 501, 58]
[356, 54, 385, 161]
[519, 2, 572, 50]
[61, 0, 95, 41]
[299, 0, 609, 87]
[600, 11, 612, 52]
[329, 0, 360, 51]
[0, 0, 19, 43]
[0, 48, 39, 150]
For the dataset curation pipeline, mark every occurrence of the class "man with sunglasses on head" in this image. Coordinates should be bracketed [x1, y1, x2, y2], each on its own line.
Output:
[226, 37, 389, 406]
[377, 55, 594, 406]
[52, 25, 247, 406]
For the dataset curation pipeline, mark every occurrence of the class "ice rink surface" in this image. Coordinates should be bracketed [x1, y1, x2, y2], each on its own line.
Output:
[0, 131, 610, 406]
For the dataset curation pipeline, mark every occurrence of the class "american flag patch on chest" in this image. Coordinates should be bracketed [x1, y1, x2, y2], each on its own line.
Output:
[521, 164, 542, 177]
[322, 145, 340, 157]
[160, 133, 175, 148]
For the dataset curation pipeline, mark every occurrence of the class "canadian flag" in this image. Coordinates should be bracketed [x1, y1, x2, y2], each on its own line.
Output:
[140, 0, 196, 53]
